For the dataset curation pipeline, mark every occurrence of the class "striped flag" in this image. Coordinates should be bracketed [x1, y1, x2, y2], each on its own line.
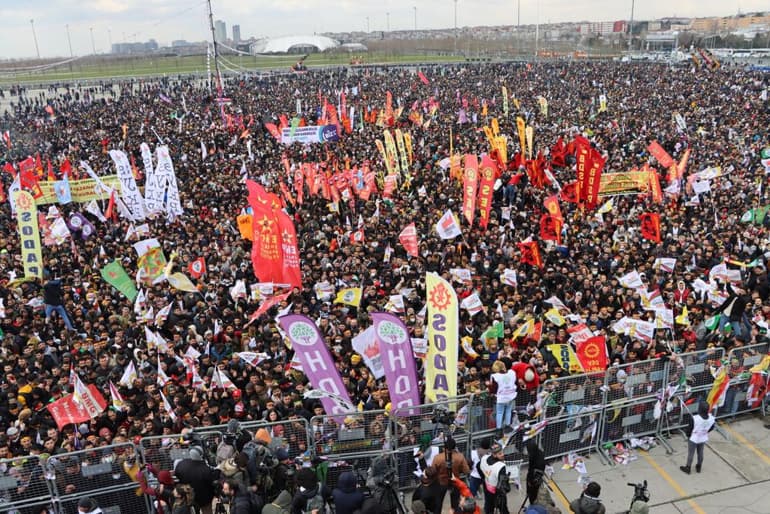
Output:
[109, 381, 126, 411]
[707, 364, 729, 411]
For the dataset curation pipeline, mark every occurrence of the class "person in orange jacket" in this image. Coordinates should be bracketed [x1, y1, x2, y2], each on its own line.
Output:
[450, 475, 480, 514]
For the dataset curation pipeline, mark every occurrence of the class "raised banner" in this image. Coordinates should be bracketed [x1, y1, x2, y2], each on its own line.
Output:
[399, 223, 420, 257]
[141, 143, 164, 213]
[352, 326, 385, 379]
[647, 141, 674, 168]
[110, 150, 146, 220]
[575, 135, 591, 203]
[15, 190, 43, 279]
[46, 384, 107, 430]
[477, 155, 496, 229]
[598, 171, 652, 196]
[155, 146, 183, 220]
[462, 154, 479, 225]
[276, 209, 302, 289]
[281, 125, 340, 145]
[279, 314, 353, 416]
[101, 260, 138, 301]
[425, 272, 458, 402]
[32, 176, 120, 205]
[372, 312, 422, 412]
[584, 147, 605, 208]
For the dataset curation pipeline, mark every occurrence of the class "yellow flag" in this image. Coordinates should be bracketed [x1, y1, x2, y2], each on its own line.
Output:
[334, 287, 362, 307]
[168, 272, 199, 293]
[237, 214, 253, 240]
[597, 198, 614, 215]
[425, 272, 458, 402]
[14, 191, 44, 279]
[544, 307, 565, 327]
[516, 117, 527, 156]
[750, 354, 770, 373]
[513, 319, 533, 339]
[675, 306, 690, 326]
[525, 126, 534, 159]
[546, 344, 584, 373]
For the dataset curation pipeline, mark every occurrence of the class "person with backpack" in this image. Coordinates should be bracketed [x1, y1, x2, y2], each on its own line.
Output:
[263, 490, 293, 514]
[175, 446, 221, 514]
[291, 467, 331, 514]
[478, 443, 509, 514]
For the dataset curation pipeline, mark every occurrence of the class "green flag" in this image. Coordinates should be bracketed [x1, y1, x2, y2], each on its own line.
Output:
[101, 260, 138, 301]
[481, 321, 504, 341]
[741, 209, 755, 223]
[704, 314, 720, 331]
[756, 206, 769, 225]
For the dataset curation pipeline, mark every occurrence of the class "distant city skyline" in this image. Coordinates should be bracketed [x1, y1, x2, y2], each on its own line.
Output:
[2, 0, 769, 59]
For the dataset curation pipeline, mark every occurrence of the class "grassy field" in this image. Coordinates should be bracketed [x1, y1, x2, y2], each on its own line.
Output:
[0, 53, 466, 84]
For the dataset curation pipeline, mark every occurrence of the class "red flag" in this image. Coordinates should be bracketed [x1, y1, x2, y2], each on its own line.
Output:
[350, 228, 365, 245]
[46, 384, 107, 430]
[60, 159, 72, 178]
[385, 91, 394, 126]
[264, 123, 282, 141]
[0, 181, 5, 203]
[276, 209, 303, 289]
[34, 153, 43, 175]
[477, 155, 497, 229]
[575, 336, 608, 372]
[3, 162, 16, 178]
[188, 257, 206, 279]
[399, 223, 420, 258]
[560, 182, 578, 203]
[248, 291, 292, 325]
[517, 241, 543, 268]
[105, 191, 116, 220]
[19, 157, 43, 199]
[462, 154, 479, 226]
[543, 194, 563, 222]
[648, 168, 663, 204]
[247, 180, 283, 283]
[640, 213, 662, 243]
[583, 146, 605, 208]
[46, 159, 55, 181]
[574, 135, 591, 202]
[539, 215, 563, 245]
[647, 141, 674, 168]
[550, 137, 567, 168]
[44, 105, 55, 117]
[417, 71, 430, 85]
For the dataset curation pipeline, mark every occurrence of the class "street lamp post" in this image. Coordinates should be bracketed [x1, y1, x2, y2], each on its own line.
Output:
[454, 0, 458, 54]
[30, 19, 40, 59]
[90, 27, 96, 54]
[366, 16, 370, 33]
[628, 0, 635, 52]
[108, 28, 112, 52]
[414, 6, 417, 31]
[65, 24, 74, 57]
[386, 12, 390, 32]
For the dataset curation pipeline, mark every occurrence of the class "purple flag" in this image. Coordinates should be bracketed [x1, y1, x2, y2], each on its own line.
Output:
[279, 314, 353, 417]
[371, 312, 422, 414]
[68, 213, 95, 240]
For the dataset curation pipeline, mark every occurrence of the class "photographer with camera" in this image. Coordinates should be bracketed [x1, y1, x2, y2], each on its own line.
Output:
[427, 438, 470, 514]
[478, 444, 510, 514]
[624, 482, 649, 514]
[175, 446, 222, 514]
[213, 478, 257, 514]
[568, 482, 605, 514]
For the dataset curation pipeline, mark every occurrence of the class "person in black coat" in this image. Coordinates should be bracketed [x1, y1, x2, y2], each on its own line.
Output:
[331, 472, 365, 514]
[291, 467, 332, 514]
[174, 446, 221, 514]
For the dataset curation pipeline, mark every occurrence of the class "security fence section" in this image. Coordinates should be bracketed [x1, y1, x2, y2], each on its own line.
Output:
[1, 347, 768, 513]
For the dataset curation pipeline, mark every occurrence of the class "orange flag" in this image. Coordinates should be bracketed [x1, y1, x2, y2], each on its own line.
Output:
[543, 194, 563, 221]
[517, 241, 543, 268]
[640, 213, 662, 243]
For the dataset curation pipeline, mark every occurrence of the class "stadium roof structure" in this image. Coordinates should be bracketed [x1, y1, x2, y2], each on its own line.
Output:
[249, 35, 340, 54]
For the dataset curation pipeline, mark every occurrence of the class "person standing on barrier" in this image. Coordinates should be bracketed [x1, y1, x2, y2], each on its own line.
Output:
[680, 401, 715, 474]
[489, 362, 518, 430]
[478, 443, 509, 514]
[427, 437, 470, 514]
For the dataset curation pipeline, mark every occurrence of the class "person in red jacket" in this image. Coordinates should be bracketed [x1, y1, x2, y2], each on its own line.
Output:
[450, 475, 480, 514]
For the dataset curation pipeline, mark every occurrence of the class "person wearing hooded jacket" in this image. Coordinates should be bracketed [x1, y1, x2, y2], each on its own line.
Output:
[263, 490, 293, 514]
[569, 482, 605, 514]
[174, 446, 221, 514]
[331, 471, 365, 514]
[291, 467, 332, 514]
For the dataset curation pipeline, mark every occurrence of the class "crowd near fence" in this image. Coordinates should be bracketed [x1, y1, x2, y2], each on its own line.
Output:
[1, 347, 768, 513]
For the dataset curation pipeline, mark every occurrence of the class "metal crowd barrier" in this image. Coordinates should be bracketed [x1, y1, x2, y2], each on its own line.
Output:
[714, 342, 770, 420]
[3, 346, 770, 513]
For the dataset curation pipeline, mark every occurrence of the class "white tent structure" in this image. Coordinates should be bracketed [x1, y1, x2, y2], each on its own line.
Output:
[250, 35, 340, 54]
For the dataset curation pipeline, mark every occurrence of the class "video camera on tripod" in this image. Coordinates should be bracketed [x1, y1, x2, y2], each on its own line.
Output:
[625, 480, 650, 514]
[431, 405, 456, 427]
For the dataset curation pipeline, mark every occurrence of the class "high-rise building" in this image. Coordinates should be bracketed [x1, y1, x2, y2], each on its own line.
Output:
[232, 24, 241, 43]
[214, 20, 227, 42]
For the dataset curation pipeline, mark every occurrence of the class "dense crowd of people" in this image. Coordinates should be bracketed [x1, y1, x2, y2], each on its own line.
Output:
[1, 59, 770, 513]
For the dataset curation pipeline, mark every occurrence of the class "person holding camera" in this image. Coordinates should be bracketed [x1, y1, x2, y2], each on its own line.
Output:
[427, 438, 470, 514]
[175, 446, 222, 514]
[213, 479, 255, 514]
[568, 482, 605, 514]
[478, 443, 510, 514]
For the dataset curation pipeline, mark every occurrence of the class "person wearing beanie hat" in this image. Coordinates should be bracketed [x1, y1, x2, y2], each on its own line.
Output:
[569, 482, 605, 514]
[77, 497, 102, 514]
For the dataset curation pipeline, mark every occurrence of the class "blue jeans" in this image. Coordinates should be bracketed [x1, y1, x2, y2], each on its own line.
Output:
[496, 401, 513, 429]
[468, 475, 483, 497]
[45, 304, 74, 330]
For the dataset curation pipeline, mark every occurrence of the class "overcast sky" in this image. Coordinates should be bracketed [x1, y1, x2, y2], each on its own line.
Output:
[1, 0, 767, 59]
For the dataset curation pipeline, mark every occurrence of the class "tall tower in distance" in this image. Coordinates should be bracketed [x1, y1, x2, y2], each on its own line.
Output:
[214, 19, 227, 42]
[232, 24, 241, 43]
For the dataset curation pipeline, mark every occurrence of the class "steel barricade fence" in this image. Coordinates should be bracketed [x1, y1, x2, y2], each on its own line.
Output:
[239, 418, 312, 460]
[0, 455, 55, 514]
[139, 430, 223, 472]
[311, 410, 392, 459]
[605, 356, 668, 402]
[319, 450, 398, 491]
[598, 396, 664, 464]
[48, 442, 150, 514]
[659, 347, 726, 436]
[715, 342, 770, 420]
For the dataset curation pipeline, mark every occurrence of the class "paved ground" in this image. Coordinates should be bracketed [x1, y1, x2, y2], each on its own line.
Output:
[419, 413, 770, 513]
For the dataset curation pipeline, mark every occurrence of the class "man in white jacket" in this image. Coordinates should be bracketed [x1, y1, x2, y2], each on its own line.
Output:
[680, 401, 716, 474]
